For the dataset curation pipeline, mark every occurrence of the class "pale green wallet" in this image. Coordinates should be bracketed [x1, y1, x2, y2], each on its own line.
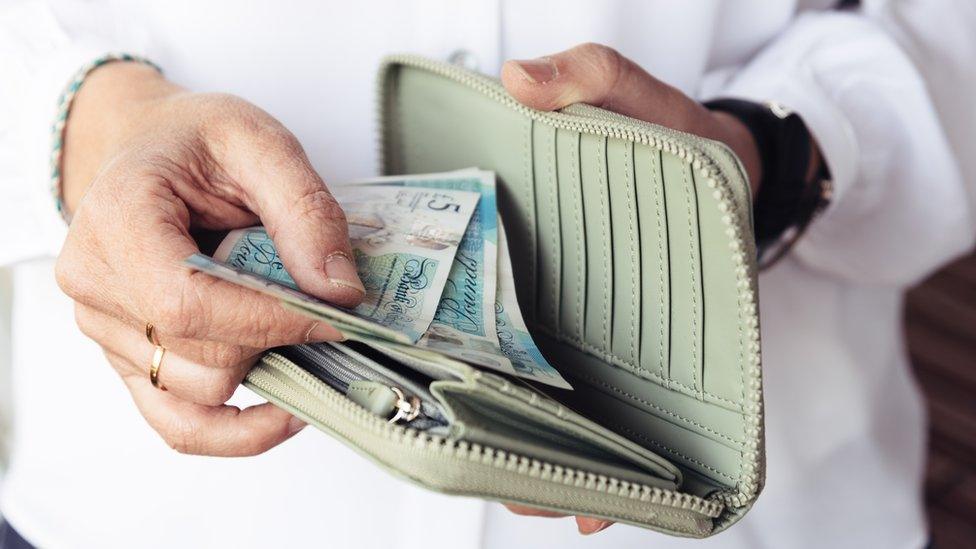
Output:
[244, 55, 763, 537]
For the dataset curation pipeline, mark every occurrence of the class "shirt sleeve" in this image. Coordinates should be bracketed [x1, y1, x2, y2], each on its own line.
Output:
[0, 1, 126, 266]
[717, 11, 975, 287]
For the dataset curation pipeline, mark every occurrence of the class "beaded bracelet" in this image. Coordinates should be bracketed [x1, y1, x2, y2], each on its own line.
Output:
[50, 53, 161, 224]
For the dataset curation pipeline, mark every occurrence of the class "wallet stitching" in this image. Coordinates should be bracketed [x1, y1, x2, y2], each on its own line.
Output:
[546, 127, 560, 326]
[572, 133, 586, 338]
[597, 138, 611, 348]
[624, 142, 640, 367]
[617, 424, 737, 482]
[733, 206, 748, 492]
[461, 380, 680, 480]
[652, 148, 668, 381]
[570, 369, 744, 448]
[523, 118, 536, 321]
[395, 84, 407, 172]
[542, 324, 743, 409]
[692, 169, 707, 401]
[682, 164, 701, 393]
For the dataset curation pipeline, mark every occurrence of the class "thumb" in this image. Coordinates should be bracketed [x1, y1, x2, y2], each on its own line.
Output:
[218, 127, 366, 308]
[501, 43, 703, 132]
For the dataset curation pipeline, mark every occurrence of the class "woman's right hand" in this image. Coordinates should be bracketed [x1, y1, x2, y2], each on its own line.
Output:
[55, 61, 365, 456]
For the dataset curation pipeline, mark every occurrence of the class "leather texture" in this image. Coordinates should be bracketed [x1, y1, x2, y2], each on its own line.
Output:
[244, 55, 764, 536]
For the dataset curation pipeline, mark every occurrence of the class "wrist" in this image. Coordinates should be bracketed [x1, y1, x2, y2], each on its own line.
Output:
[62, 61, 182, 212]
[708, 110, 762, 197]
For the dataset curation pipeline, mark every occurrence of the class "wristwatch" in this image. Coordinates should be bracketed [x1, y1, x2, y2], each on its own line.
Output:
[704, 98, 833, 268]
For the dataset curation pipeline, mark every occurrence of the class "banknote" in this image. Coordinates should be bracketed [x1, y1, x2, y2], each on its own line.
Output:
[183, 253, 410, 343]
[212, 184, 481, 342]
[345, 171, 502, 357]
[347, 216, 571, 389]
[493, 220, 572, 390]
[345, 191, 571, 389]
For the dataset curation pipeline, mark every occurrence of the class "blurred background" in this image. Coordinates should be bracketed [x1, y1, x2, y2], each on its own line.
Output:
[906, 250, 976, 547]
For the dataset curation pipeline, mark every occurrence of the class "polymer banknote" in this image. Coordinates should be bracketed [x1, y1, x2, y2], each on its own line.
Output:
[493, 221, 571, 389]
[342, 171, 504, 364]
[212, 184, 481, 343]
[188, 171, 571, 389]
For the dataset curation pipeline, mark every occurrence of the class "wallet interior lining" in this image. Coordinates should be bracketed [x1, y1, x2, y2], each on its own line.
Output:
[279, 344, 684, 491]
[381, 61, 759, 500]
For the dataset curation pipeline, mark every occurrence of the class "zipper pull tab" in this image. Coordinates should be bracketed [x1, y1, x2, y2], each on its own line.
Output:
[388, 386, 421, 424]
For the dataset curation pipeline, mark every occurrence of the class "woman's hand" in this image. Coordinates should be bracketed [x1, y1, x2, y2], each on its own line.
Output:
[56, 62, 365, 456]
[498, 42, 764, 535]
[503, 42, 762, 195]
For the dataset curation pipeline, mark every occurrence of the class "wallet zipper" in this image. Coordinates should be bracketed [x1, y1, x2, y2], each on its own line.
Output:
[281, 344, 433, 426]
[376, 55, 764, 509]
[249, 352, 725, 519]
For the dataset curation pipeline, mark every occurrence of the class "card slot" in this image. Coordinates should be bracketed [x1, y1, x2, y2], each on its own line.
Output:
[579, 134, 614, 353]
[551, 374, 742, 488]
[432, 383, 681, 490]
[634, 145, 670, 381]
[532, 123, 562, 332]
[661, 152, 704, 396]
[509, 116, 539, 322]
[696, 166, 747, 406]
[557, 129, 586, 341]
[607, 139, 641, 367]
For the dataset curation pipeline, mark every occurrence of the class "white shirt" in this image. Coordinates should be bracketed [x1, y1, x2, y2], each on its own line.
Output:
[1, 1, 973, 548]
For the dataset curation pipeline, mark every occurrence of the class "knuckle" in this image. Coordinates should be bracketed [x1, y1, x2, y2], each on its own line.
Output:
[200, 94, 302, 157]
[73, 306, 99, 340]
[200, 375, 239, 407]
[211, 344, 248, 370]
[577, 42, 623, 78]
[154, 299, 189, 337]
[241, 308, 286, 348]
[293, 188, 346, 224]
[54, 248, 86, 301]
[155, 275, 208, 339]
[577, 42, 619, 64]
[162, 416, 202, 454]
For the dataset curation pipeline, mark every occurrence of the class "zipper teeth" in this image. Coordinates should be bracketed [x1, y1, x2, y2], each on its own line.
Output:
[288, 346, 360, 387]
[255, 353, 724, 518]
[375, 54, 763, 507]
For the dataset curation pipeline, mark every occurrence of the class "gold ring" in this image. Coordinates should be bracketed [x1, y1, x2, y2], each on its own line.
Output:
[146, 322, 160, 346]
[150, 345, 167, 391]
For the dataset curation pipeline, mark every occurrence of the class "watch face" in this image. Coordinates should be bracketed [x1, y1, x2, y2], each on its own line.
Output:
[765, 100, 793, 119]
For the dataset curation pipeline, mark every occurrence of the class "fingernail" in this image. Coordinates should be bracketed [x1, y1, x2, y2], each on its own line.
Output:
[325, 252, 365, 295]
[287, 416, 307, 435]
[579, 520, 612, 535]
[513, 57, 557, 84]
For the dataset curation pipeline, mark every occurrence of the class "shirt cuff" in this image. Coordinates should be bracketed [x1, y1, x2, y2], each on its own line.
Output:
[712, 48, 858, 223]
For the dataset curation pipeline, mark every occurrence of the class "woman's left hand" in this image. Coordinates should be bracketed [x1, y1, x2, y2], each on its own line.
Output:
[498, 42, 763, 535]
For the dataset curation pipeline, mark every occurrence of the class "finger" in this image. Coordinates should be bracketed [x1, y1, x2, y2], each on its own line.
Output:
[504, 504, 567, 518]
[102, 342, 251, 408]
[576, 516, 614, 535]
[78, 303, 263, 367]
[79, 304, 256, 406]
[501, 42, 705, 131]
[119, 368, 306, 457]
[207, 120, 365, 307]
[169, 268, 345, 347]
[57, 172, 343, 348]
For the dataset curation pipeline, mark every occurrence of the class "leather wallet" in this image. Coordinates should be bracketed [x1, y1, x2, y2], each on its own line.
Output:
[244, 55, 764, 537]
